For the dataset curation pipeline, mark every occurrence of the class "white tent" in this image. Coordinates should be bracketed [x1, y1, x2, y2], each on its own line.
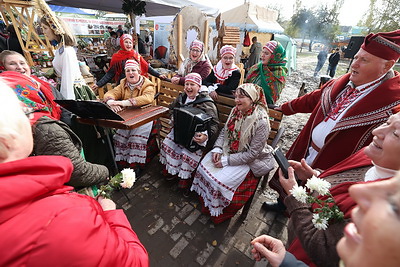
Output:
[219, 2, 283, 33]
[46, 0, 219, 17]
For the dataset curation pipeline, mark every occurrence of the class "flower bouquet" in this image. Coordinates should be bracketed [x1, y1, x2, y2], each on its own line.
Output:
[290, 176, 344, 230]
[77, 168, 136, 198]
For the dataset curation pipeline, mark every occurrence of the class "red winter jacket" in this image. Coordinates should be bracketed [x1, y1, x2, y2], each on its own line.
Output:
[0, 156, 148, 267]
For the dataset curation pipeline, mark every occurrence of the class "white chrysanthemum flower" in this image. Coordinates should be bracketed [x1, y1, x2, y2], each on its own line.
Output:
[305, 176, 331, 196]
[120, 168, 136, 188]
[290, 185, 308, 203]
[312, 213, 329, 230]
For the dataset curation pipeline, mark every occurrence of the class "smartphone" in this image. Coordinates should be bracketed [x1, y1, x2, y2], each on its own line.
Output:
[273, 147, 291, 179]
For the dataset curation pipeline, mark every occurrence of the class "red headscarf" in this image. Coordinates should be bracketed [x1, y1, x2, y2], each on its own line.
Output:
[0, 71, 61, 123]
[109, 34, 149, 82]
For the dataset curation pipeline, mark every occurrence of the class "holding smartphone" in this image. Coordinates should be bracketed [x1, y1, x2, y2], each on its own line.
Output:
[272, 147, 291, 179]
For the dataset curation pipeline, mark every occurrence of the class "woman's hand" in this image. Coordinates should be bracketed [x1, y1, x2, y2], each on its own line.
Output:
[97, 196, 116, 211]
[279, 167, 298, 195]
[289, 158, 317, 182]
[159, 74, 168, 80]
[107, 100, 123, 112]
[193, 132, 207, 144]
[91, 84, 99, 92]
[251, 235, 286, 266]
[171, 77, 180, 84]
[212, 152, 223, 168]
[212, 152, 222, 163]
[209, 91, 218, 101]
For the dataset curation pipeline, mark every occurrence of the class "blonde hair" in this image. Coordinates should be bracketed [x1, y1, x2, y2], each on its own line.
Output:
[0, 80, 30, 160]
[0, 50, 24, 67]
[40, 16, 77, 46]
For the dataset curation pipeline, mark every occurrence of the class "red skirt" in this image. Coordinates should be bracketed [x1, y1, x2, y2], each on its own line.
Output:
[199, 170, 258, 224]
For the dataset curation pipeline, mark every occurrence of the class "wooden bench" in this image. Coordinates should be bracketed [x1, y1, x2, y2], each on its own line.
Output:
[154, 79, 284, 219]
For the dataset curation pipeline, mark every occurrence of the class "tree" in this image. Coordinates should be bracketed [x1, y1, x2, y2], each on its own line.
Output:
[359, 0, 400, 33]
[285, 1, 342, 51]
[121, 0, 146, 35]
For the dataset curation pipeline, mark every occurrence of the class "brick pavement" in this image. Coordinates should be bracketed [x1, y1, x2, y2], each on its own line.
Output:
[113, 156, 288, 267]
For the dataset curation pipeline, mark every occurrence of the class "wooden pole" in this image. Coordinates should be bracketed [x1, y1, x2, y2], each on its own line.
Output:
[177, 14, 183, 68]
[203, 20, 209, 53]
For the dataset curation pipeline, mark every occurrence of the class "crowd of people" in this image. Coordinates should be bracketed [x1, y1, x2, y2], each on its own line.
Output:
[0, 10, 400, 266]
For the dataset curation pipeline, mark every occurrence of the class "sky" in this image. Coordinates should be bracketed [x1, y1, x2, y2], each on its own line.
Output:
[196, 0, 369, 26]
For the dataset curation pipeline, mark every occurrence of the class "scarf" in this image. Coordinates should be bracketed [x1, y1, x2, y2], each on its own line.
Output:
[245, 41, 287, 104]
[222, 84, 269, 154]
[0, 71, 60, 123]
[109, 38, 149, 82]
[213, 60, 239, 82]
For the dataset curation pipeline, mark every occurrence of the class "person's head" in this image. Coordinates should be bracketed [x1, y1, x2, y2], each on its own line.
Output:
[189, 40, 204, 61]
[252, 36, 257, 43]
[336, 173, 400, 267]
[110, 31, 117, 38]
[184, 73, 202, 98]
[124, 60, 141, 84]
[107, 26, 113, 32]
[118, 25, 122, 29]
[40, 16, 76, 46]
[364, 112, 400, 170]
[220, 45, 236, 69]
[0, 71, 59, 120]
[6, 24, 17, 37]
[261, 40, 287, 66]
[234, 83, 267, 113]
[120, 34, 133, 51]
[0, 80, 33, 163]
[0, 50, 31, 76]
[350, 30, 400, 87]
[335, 47, 340, 52]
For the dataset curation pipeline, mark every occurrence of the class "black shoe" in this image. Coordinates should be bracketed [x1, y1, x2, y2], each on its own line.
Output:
[262, 201, 287, 213]
[134, 168, 143, 178]
[182, 188, 191, 198]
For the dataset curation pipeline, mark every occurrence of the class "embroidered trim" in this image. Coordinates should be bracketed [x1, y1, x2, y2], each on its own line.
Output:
[374, 36, 400, 54]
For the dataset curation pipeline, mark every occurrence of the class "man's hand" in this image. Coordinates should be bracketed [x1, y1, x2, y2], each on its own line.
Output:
[251, 235, 286, 267]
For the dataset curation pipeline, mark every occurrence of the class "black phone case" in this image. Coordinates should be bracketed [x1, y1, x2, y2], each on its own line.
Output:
[273, 148, 290, 179]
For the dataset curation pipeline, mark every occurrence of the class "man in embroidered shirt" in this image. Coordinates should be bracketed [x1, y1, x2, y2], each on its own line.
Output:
[264, 29, 400, 212]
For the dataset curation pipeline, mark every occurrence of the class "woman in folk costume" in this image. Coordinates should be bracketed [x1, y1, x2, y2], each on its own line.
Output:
[93, 34, 165, 91]
[191, 83, 275, 224]
[103, 60, 158, 175]
[39, 15, 112, 167]
[160, 73, 219, 195]
[245, 40, 287, 105]
[275, 110, 400, 267]
[171, 39, 212, 85]
[203, 45, 241, 100]
[0, 71, 109, 188]
[39, 16, 95, 101]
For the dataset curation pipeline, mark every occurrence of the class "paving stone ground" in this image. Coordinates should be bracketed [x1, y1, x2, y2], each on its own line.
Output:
[112, 155, 288, 267]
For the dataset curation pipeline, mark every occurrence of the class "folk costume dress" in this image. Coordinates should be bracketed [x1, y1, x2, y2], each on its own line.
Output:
[285, 148, 395, 267]
[96, 34, 161, 87]
[269, 70, 400, 202]
[53, 45, 96, 101]
[203, 45, 241, 96]
[103, 76, 158, 169]
[203, 62, 241, 95]
[191, 84, 274, 224]
[159, 92, 219, 187]
[174, 40, 212, 85]
[245, 40, 287, 105]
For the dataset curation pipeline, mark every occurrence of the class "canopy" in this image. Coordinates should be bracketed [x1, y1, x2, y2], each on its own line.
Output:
[219, 2, 283, 33]
[49, 4, 95, 15]
[46, 0, 219, 17]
